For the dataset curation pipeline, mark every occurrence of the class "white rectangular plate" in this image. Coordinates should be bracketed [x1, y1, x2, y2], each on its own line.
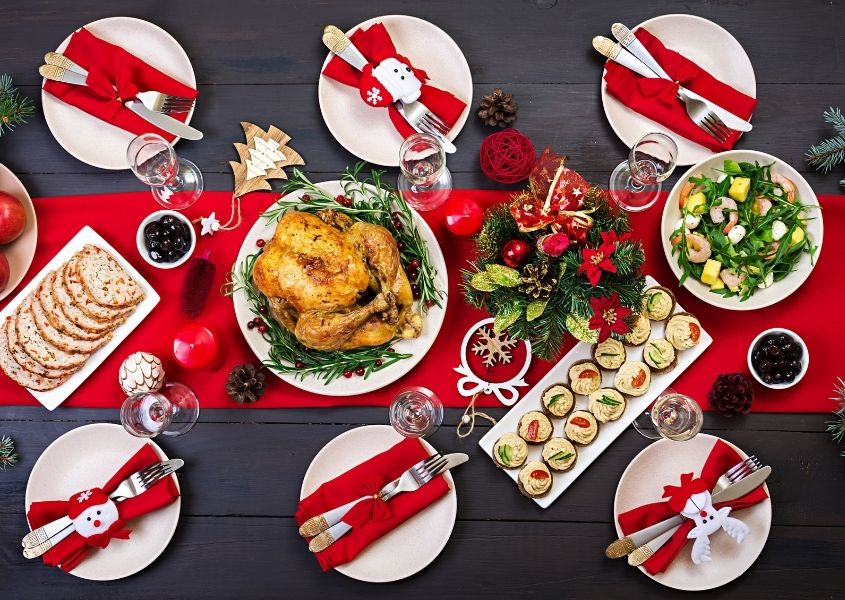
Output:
[0, 226, 160, 410]
[478, 276, 712, 508]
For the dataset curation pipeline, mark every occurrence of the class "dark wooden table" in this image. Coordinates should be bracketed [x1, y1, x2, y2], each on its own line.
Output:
[1, 1, 844, 598]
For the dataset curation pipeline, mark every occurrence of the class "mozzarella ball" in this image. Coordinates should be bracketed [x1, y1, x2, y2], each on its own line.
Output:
[727, 224, 747, 245]
[684, 213, 701, 229]
[757, 271, 774, 289]
[771, 220, 788, 242]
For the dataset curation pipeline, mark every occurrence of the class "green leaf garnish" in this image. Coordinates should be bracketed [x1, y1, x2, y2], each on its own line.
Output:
[549, 451, 574, 461]
[596, 395, 621, 406]
[547, 393, 568, 407]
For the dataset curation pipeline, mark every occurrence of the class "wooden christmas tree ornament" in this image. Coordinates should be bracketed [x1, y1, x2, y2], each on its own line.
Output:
[229, 122, 305, 197]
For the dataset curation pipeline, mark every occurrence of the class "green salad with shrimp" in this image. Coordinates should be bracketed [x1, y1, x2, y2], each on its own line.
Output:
[670, 160, 818, 301]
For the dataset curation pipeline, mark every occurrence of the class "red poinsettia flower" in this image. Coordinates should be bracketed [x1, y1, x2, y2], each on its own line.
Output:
[600, 230, 632, 246]
[588, 292, 633, 343]
[578, 242, 617, 286]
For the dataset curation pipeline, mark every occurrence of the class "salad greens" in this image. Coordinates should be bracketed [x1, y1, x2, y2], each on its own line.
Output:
[670, 160, 818, 301]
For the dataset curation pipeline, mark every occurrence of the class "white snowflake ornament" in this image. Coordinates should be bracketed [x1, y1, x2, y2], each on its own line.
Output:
[366, 87, 383, 105]
[472, 326, 518, 367]
[200, 212, 221, 236]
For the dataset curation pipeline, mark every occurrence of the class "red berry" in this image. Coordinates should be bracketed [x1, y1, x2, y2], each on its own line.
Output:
[336, 194, 345, 203]
[387, 347, 396, 353]
[343, 370, 353, 378]
[256, 238, 266, 248]
[247, 321, 255, 329]
[375, 359, 383, 367]
[391, 211, 401, 220]
[343, 198, 353, 207]
[258, 324, 268, 334]
[393, 221, 404, 231]
[411, 284, 420, 299]
[409, 258, 421, 269]
[397, 241, 406, 251]
[407, 268, 418, 281]
[252, 317, 262, 325]
[355, 366, 366, 376]
[425, 300, 435, 308]
[294, 360, 304, 369]
[258, 305, 268, 314]
[301, 194, 310, 202]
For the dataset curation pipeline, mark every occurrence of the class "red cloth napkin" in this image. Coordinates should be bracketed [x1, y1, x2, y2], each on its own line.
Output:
[603, 28, 757, 152]
[321, 22, 467, 138]
[617, 439, 768, 575]
[42, 27, 198, 141]
[27, 443, 181, 572]
[295, 437, 449, 571]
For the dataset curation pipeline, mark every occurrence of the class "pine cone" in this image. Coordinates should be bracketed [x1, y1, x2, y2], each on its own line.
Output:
[518, 262, 558, 299]
[226, 364, 266, 404]
[477, 88, 518, 128]
[708, 373, 754, 417]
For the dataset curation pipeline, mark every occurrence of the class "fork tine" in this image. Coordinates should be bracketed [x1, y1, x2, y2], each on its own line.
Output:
[420, 114, 448, 135]
[698, 117, 724, 143]
[702, 114, 730, 142]
[162, 99, 195, 109]
[704, 112, 731, 137]
[424, 110, 450, 132]
[138, 464, 166, 487]
[418, 457, 448, 481]
[725, 457, 753, 478]
[417, 455, 448, 476]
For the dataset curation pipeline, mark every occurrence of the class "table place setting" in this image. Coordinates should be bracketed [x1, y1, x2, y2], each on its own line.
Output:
[1, 4, 844, 595]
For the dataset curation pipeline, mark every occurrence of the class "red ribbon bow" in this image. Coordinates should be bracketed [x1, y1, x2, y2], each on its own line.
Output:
[341, 475, 393, 528]
[636, 62, 700, 106]
[617, 439, 768, 575]
[83, 65, 141, 119]
[321, 22, 467, 138]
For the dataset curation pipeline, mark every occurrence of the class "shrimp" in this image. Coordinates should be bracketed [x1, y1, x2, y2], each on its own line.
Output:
[679, 182, 705, 210]
[761, 241, 780, 260]
[709, 196, 739, 234]
[752, 196, 773, 216]
[772, 173, 796, 203]
[720, 269, 747, 290]
[682, 232, 712, 263]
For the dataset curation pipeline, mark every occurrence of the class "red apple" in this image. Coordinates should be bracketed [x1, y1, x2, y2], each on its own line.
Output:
[0, 252, 9, 292]
[0, 191, 26, 245]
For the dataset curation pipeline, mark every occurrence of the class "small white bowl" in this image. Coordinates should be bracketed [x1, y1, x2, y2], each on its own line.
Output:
[747, 328, 809, 389]
[136, 210, 196, 269]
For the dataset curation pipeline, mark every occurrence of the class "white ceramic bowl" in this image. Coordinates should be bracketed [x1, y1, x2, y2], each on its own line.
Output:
[136, 210, 195, 269]
[747, 328, 809, 389]
[662, 150, 824, 311]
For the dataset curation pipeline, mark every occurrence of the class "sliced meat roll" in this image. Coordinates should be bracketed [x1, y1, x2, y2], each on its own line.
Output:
[16, 295, 89, 370]
[0, 315, 71, 391]
[63, 256, 134, 323]
[38, 272, 104, 341]
[31, 287, 111, 355]
[76, 244, 144, 308]
[52, 264, 117, 334]
[4, 315, 73, 379]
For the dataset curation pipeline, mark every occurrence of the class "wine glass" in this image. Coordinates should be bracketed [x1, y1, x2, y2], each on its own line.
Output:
[389, 386, 443, 438]
[609, 132, 678, 212]
[632, 388, 703, 441]
[397, 133, 452, 211]
[120, 382, 200, 438]
[127, 133, 204, 210]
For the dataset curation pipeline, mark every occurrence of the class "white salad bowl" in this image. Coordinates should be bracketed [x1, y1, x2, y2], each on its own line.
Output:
[661, 150, 823, 311]
[747, 328, 809, 389]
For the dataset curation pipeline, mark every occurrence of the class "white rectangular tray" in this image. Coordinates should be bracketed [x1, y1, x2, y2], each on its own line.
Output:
[478, 275, 712, 508]
[0, 226, 160, 410]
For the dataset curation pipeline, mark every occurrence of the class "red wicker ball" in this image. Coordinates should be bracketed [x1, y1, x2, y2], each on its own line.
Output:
[479, 128, 536, 184]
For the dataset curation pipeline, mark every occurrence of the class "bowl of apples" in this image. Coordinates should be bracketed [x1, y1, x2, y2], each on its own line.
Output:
[0, 163, 37, 300]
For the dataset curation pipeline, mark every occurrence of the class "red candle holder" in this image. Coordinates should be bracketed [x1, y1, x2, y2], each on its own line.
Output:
[173, 322, 219, 369]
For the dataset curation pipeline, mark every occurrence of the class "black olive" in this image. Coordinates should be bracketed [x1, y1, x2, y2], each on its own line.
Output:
[766, 345, 781, 358]
[790, 345, 803, 359]
[790, 360, 802, 371]
[762, 373, 773, 384]
[146, 239, 160, 251]
[165, 249, 179, 262]
[772, 372, 783, 382]
[149, 250, 163, 262]
[144, 222, 162, 240]
[764, 335, 777, 346]
[160, 215, 176, 226]
[752, 350, 763, 363]
[777, 359, 791, 370]
[757, 359, 773, 373]
[783, 371, 795, 381]
[173, 237, 186, 251]
[780, 342, 794, 353]
[160, 238, 173, 252]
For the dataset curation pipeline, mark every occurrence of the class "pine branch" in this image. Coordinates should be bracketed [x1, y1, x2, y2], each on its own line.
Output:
[0, 75, 34, 137]
[827, 378, 845, 456]
[807, 107, 845, 190]
[824, 106, 845, 137]
[0, 435, 18, 470]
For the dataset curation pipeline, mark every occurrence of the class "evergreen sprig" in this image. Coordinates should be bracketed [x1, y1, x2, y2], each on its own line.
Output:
[0, 435, 18, 470]
[0, 75, 34, 137]
[827, 378, 845, 457]
[807, 107, 845, 189]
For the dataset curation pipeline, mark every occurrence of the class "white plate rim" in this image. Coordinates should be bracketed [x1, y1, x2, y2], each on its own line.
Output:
[599, 13, 756, 166]
[613, 433, 772, 591]
[478, 275, 712, 508]
[0, 162, 38, 301]
[41, 15, 196, 170]
[24, 423, 181, 580]
[660, 149, 824, 311]
[299, 424, 457, 582]
[232, 181, 448, 396]
[317, 14, 473, 167]
[0, 225, 161, 409]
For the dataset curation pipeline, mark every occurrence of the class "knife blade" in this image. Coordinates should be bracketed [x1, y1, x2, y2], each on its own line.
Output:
[321, 24, 457, 154]
[125, 100, 203, 140]
[308, 452, 468, 553]
[592, 35, 753, 133]
[612, 466, 772, 562]
[22, 459, 185, 556]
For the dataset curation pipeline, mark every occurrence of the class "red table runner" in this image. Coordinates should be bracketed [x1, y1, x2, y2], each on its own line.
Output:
[0, 190, 840, 412]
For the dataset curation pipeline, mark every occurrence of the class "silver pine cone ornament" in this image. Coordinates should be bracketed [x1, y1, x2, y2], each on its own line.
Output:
[518, 262, 558, 299]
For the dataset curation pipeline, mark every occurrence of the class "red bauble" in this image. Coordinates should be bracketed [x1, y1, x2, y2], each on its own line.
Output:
[501, 239, 531, 268]
[555, 214, 592, 246]
[537, 232, 570, 257]
[443, 196, 483, 237]
[173, 323, 219, 369]
[479, 129, 536, 184]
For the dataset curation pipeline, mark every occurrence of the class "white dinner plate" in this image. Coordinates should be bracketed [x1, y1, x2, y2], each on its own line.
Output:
[41, 16, 196, 170]
[24, 423, 181, 581]
[614, 433, 771, 591]
[318, 15, 472, 166]
[478, 275, 711, 508]
[600, 14, 756, 166]
[300, 425, 457, 582]
[0, 226, 161, 409]
[232, 181, 448, 396]
[661, 149, 823, 311]
[0, 163, 38, 301]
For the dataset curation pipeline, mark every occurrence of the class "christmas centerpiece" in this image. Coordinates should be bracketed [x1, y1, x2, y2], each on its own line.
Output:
[464, 149, 647, 359]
